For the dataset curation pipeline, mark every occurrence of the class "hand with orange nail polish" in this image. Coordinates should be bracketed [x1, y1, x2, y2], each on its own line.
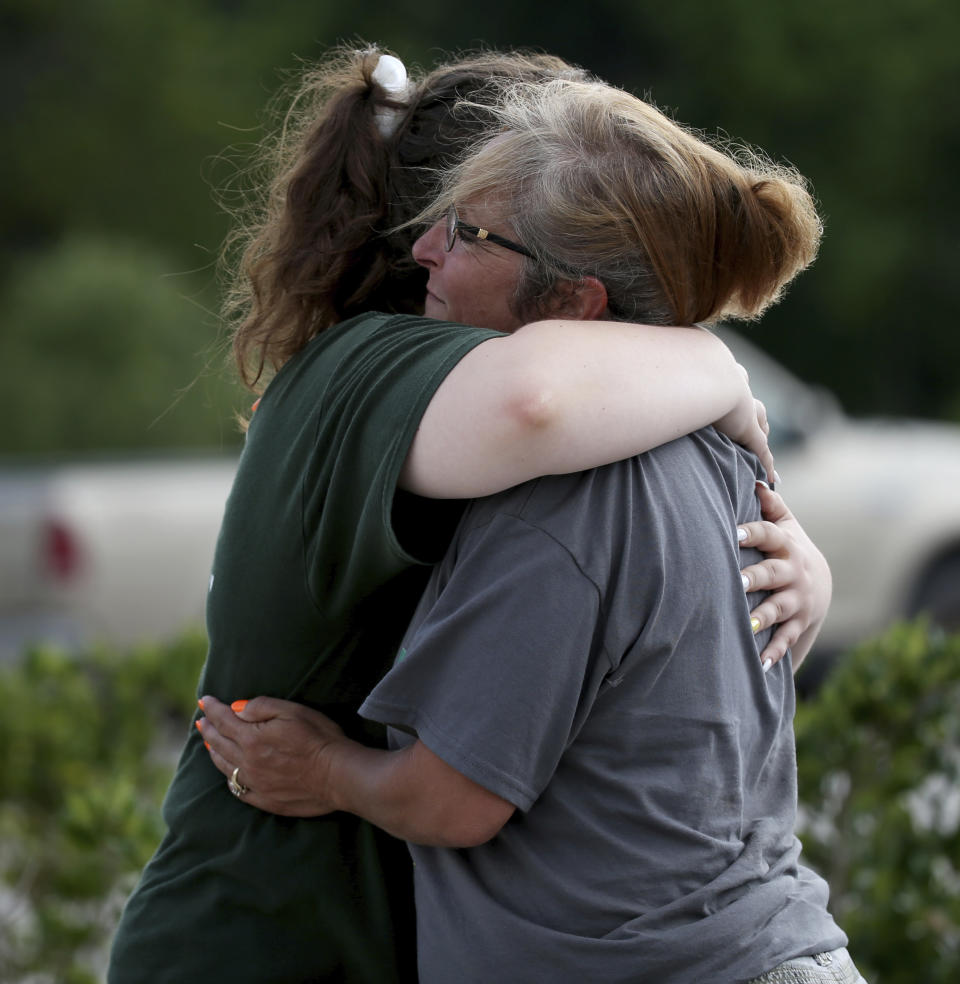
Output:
[196, 694, 349, 817]
[195, 719, 211, 751]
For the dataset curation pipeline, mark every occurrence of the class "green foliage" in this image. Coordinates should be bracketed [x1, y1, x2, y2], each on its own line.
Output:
[2, 2, 958, 450]
[795, 621, 960, 983]
[0, 234, 245, 455]
[2, 624, 957, 980]
[0, 632, 207, 983]
[0, 0, 314, 259]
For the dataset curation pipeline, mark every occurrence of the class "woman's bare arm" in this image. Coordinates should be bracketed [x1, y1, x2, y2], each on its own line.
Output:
[197, 696, 514, 847]
[400, 320, 772, 498]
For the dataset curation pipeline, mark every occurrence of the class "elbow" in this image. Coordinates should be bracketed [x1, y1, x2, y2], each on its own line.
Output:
[505, 372, 562, 435]
[446, 810, 514, 848]
[411, 799, 516, 849]
[396, 740, 516, 847]
[499, 322, 576, 433]
[449, 793, 516, 846]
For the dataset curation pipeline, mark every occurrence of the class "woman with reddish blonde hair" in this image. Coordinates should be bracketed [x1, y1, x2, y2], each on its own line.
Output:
[200, 79, 856, 982]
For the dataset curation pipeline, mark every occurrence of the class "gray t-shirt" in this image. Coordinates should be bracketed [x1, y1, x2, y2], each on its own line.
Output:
[360, 428, 845, 983]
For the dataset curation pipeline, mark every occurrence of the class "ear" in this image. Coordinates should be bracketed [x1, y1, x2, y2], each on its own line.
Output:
[545, 276, 608, 321]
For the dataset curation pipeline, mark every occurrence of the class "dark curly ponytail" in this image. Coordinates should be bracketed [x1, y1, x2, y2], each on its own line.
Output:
[222, 45, 588, 390]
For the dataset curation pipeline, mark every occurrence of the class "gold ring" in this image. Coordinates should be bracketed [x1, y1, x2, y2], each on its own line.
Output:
[228, 765, 248, 798]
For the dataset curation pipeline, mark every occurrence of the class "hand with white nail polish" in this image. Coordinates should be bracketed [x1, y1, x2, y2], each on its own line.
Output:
[739, 484, 832, 672]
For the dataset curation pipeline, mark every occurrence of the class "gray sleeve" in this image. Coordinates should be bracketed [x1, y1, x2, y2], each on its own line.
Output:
[360, 513, 602, 811]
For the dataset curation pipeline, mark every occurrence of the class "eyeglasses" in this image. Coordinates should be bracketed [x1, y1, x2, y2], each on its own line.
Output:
[444, 205, 535, 259]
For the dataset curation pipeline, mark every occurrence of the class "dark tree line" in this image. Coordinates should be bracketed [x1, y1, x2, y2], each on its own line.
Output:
[2, 0, 958, 453]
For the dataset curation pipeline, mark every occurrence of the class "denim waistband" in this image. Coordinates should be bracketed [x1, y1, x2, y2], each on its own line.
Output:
[744, 948, 868, 984]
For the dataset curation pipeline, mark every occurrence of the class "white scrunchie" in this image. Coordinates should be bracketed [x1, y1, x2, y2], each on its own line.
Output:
[372, 54, 411, 138]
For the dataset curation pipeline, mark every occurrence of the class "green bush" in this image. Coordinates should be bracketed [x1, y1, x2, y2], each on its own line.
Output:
[0, 633, 206, 984]
[795, 621, 960, 983]
[0, 234, 245, 456]
[2, 622, 958, 981]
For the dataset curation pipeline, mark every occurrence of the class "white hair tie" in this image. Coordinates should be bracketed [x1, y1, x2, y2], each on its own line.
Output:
[372, 54, 411, 138]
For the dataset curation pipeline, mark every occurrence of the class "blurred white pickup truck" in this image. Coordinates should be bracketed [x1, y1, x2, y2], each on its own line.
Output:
[0, 455, 237, 661]
[2, 332, 960, 678]
[717, 328, 960, 683]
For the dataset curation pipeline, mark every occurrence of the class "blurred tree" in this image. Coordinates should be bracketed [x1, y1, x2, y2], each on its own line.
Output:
[0, 235, 244, 454]
[0, 0, 314, 262]
[1, 0, 957, 452]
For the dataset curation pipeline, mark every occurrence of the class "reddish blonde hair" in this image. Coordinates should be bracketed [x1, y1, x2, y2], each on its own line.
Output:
[431, 79, 823, 326]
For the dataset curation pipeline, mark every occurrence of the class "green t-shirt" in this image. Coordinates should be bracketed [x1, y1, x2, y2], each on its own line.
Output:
[108, 313, 500, 984]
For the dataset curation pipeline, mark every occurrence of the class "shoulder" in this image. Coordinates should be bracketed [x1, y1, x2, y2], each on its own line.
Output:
[276, 312, 499, 368]
[454, 432, 760, 569]
[295, 313, 503, 390]
[327, 312, 502, 351]
[258, 313, 501, 412]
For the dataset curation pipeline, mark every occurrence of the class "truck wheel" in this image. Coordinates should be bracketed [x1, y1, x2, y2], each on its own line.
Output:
[910, 552, 960, 633]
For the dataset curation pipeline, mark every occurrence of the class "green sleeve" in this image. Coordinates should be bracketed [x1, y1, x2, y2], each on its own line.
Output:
[279, 314, 501, 611]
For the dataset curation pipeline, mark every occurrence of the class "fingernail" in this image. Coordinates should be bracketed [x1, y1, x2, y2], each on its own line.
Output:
[197, 698, 205, 711]
[737, 527, 748, 542]
[741, 574, 750, 590]
[762, 658, 774, 673]
[204, 741, 211, 751]
[751, 617, 761, 634]
[195, 719, 204, 732]
[231, 699, 249, 713]
[773, 470, 781, 485]
[755, 480, 770, 491]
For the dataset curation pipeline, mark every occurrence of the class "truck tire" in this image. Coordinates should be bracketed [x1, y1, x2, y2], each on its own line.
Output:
[910, 551, 960, 633]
